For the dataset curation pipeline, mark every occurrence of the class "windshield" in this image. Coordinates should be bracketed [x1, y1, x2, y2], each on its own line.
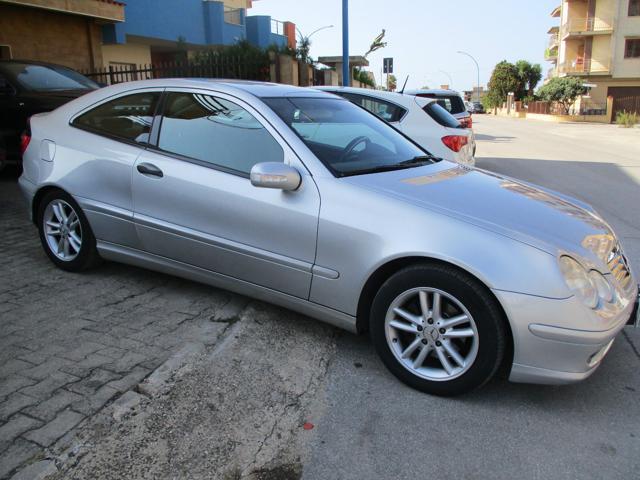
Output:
[2, 63, 99, 92]
[263, 97, 434, 177]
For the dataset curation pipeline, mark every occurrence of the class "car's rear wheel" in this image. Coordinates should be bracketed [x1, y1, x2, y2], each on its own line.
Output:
[370, 263, 506, 396]
[37, 190, 100, 271]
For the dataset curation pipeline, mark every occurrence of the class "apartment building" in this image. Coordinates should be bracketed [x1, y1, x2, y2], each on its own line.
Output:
[547, 0, 640, 116]
[101, 0, 296, 68]
[0, 0, 125, 71]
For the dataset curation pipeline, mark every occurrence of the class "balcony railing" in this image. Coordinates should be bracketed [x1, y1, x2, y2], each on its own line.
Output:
[562, 16, 613, 36]
[558, 58, 610, 74]
[548, 33, 559, 48]
[224, 7, 243, 25]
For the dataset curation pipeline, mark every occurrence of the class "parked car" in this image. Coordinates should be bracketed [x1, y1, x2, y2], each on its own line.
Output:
[405, 89, 473, 128]
[316, 86, 474, 166]
[0, 60, 99, 171]
[19, 79, 638, 396]
[472, 101, 485, 114]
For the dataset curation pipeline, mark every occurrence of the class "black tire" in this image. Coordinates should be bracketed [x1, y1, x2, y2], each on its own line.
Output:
[36, 189, 101, 272]
[370, 263, 506, 396]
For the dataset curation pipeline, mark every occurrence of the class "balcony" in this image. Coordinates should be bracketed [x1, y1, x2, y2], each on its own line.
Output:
[558, 58, 610, 75]
[223, 6, 243, 25]
[548, 33, 559, 48]
[545, 47, 558, 62]
[561, 17, 614, 39]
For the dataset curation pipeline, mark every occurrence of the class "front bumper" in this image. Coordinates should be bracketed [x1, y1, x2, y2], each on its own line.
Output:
[494, 284, 638, 385]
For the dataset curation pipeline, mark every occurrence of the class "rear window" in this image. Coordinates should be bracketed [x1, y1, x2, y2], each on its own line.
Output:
[337, 92, 406, 123]
[1, 62, 98, 92]
[416, 94, 466, 115]
[423, 103, 462, 129]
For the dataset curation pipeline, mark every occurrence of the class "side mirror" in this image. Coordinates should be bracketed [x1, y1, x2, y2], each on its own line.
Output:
[250, 162, 301, 191]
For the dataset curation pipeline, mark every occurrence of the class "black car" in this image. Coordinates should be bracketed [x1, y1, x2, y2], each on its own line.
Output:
[472, 102, 485, 114]
[0, 60, 99, 171]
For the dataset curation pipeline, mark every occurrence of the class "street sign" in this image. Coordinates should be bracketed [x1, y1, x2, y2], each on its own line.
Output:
[383, 57, 393, 74]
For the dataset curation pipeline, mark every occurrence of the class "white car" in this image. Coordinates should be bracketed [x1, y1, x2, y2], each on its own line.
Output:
[315, 87, 475, 166]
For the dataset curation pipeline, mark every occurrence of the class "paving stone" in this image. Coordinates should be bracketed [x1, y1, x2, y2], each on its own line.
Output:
[67, 369, 120, 396]
[0, 360, 33, 377]
[0, 415, 42, 452]
[0, 393, 38, 422]
[106, 367, 149, 393]
[19, 372, 80, 400]
[21, 357, 74, 381]
[57, 342, 106, 362]
[0, 376, 37, 399]
[23, 390, 83, 422]
[23, 410, 85, 447]
[104, 351, 148, 374]
[0, 439, 40, 479]
[71, 385, 120, 416]
[9, 460, 58, 480]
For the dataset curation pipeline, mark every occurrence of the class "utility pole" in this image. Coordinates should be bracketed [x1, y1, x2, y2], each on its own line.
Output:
[342, 0, 349, 86]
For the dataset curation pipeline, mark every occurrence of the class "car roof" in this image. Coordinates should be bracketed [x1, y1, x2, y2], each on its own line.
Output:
[0, 59, 80, 70]
[92, 78, 331, 99]
[404, 88, 463, 97]
[315, 86, 435, 108]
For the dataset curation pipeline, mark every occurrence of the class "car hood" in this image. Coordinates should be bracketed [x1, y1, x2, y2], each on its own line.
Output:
[344, 161, 615, 265]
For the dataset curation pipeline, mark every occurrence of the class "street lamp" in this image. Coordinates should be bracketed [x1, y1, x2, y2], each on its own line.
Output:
[342, 0, 349, 87]
[457, 50, 480, 103]
[296, 25, 334, 41]
[439, 70, 453, 88]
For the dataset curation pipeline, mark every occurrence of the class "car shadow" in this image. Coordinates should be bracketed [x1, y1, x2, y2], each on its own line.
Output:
[473, 133, 516, 143]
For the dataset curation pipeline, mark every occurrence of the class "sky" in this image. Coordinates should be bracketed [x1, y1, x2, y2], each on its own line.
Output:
[250, 0, 561, 92]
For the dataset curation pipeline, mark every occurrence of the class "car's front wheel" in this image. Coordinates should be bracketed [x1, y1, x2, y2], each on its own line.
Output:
[37, 189, 100, 272]
[370, 263, 507, 396]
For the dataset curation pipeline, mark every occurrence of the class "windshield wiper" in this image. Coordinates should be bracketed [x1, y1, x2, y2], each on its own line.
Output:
[340, 156, 439, 177]
[397, 155, 441, 165]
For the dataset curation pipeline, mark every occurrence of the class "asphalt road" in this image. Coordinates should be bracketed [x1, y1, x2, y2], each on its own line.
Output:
[302, 116, 640, 480]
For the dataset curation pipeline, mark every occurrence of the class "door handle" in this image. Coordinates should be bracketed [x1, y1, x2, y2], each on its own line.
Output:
[136, 162, 163, 178]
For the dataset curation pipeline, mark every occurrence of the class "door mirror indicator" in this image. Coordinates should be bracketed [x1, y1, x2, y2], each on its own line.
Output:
[250, 162, 301, 191]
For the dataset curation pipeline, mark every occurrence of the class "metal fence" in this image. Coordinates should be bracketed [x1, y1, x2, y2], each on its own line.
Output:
[82, 58, 271, 86]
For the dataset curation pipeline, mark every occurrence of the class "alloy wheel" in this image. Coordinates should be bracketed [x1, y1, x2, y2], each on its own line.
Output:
[384, 287, 479, 381]
[42, 199, 83, 261]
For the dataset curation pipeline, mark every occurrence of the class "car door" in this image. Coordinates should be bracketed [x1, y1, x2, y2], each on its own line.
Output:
[0, 73, 21, 163]
[132, 88, 320, 299]
[67, 88, 163, 248]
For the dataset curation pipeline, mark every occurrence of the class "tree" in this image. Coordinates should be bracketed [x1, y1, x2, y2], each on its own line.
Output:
[516, 60, 542, 99]
[296, 35, 312, 64]
[387, 74, 397, 92]
[537, 77, 587, 114]
[484, 61, 520, 109]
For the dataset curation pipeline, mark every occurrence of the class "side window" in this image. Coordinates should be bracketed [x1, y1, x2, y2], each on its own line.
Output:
[73, 92, 160, 144]
[339, 93, 406, 122]
[158, 92, 283, 175]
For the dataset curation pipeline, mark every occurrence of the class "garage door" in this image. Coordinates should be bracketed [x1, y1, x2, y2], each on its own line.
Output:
[608, 87, 640, 121]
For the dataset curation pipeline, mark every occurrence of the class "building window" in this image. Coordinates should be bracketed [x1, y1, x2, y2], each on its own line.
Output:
[0, 45, 11, 60]
[625, 39, 640, 58]
[630, 0, 640, 16]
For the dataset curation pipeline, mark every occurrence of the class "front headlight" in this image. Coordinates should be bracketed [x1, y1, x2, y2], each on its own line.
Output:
[588, 270, 614, 304]
[559, 256, 598, 308]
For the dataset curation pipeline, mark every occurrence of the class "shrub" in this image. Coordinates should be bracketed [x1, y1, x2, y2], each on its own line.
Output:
[616, 110, 638, 128]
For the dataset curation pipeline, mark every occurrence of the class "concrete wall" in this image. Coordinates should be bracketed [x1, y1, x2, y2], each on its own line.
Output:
[102, 42, 152, 67]
[0, 3, 104, 70]
[592, 35, 612, 72]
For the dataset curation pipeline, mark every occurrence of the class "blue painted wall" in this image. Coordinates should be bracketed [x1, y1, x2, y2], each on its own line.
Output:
[102, 0, 287, 49]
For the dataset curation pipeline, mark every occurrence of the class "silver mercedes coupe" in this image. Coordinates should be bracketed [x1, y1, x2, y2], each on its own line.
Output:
[18, 79, 638, 396]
